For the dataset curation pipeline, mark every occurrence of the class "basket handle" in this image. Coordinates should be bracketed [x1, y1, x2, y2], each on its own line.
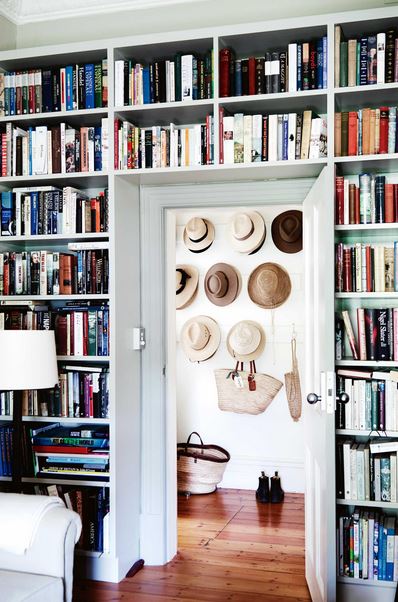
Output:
[185, 431, 204, 451]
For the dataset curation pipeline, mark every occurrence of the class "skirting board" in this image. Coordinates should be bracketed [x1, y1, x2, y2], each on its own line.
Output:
[219, 455, 305, 493]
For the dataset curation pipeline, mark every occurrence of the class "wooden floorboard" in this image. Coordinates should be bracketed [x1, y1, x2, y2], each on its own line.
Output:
[74, 488, 311, 602]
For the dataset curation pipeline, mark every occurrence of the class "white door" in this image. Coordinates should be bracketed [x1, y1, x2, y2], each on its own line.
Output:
[303, 166, 336, 602]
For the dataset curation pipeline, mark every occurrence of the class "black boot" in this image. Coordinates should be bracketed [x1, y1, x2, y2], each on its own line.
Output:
[256, 471, 270, 503]
[270, 471, 284, 503]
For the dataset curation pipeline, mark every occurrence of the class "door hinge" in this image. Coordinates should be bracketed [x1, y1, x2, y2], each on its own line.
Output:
[132, 327, 146, 350]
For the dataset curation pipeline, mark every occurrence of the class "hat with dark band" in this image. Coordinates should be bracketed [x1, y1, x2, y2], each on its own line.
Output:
[204, 263, 240, 306]
[183, 217, 215, 253]
[229, 211, 266, 255]
[176, 265, 199, 309]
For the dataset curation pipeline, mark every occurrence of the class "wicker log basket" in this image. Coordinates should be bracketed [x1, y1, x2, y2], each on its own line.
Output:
[177, 432, 230, 494]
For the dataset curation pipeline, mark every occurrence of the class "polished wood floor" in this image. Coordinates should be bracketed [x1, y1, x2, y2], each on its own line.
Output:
[74, 488, 311, 601]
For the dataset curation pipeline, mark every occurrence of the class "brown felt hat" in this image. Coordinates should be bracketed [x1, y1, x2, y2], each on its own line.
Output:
[176, 265, 199, 310]
[181, 315, 221, 362]
[183, 217, 215, 253]
[271, 210, 302, 254]
[228, 211, 266, 254]
[227, 320, 266, 361]
[204, 263, 240, 306]
[248, 263, 291, 309]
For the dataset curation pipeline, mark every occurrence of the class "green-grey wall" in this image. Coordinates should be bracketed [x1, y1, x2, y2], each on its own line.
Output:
[0, 14, 16, 50]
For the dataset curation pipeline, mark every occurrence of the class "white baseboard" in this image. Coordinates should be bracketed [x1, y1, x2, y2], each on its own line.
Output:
[219, 455, 305, 493]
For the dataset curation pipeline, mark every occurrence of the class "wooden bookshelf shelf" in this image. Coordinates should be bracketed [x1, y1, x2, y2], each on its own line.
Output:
[337, 499, 398, 509]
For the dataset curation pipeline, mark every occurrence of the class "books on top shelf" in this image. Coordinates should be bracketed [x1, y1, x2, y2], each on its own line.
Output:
[114, 51, 213, 106]
[0, 61, 108, 117]
[335, 241, 398, 293]
[335, 174, 398, 225]
[335, 25, 398, 88]
[0, 186, 109, 237]
[0, 118, 109, 177]
[219, 37, 327, 97]
[335, 106, 398, 157]
[337, 509, 398, 582]
[114, 117, 214, 169]
[219, 109, 327, 164]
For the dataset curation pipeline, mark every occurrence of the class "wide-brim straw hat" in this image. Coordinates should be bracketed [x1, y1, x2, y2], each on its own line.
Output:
[204, 263, 240, 306]
[227, 320, 266, 362]
[271, 210, 303, 254]
[229, 211, 266, 254]
[176, 265, 199, 309]
[248, 263, 291, 309]
[183, 217, 215, 253]
[181, 315, 221, 362]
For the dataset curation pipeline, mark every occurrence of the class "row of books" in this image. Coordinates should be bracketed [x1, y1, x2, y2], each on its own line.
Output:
[335, 175, 398, 225]
[219, 39, 328, 97]
[335, 27, 398, 87]
[0, 426, 12, 476]
[114, 117, 214, 169]
[0, 303, 50, 330]
[337, 308, 398, 362]
[337, 438, 398, 502]
[335, 107, 398, 157]
[337, 509, 398, 581]
[114, 52, 213, 105]
[0, 247, 109, 297]
[54, 305, 109, 357]
[335, 242, 398, 293]
[336, 369, 398, 432]
[1, 187, 109, 237]
[1, 119, 109, 177]
[219, 109, 327, 164]
[0, 61, 108, 116]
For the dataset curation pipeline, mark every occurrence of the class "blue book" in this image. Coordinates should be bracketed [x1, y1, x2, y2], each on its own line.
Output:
[322, 36, 327, 89]
[9, 72, 15, 115]
[30, 191, 39, 235]
[94, 126, 102, 171]
[96, 489, 104, 552]
[282, 114, 288, 161]
[1, 191, 14, 236]
[143, 67, 150, 104]
[297, 44, 302, 91]
[4, 73, 10, 116]
[149, 63, 155, 103]
[84, 64, 95, 109]
[316, 38, 323, 89]
[360, 37, 368, 85]
[192, 56, 198, 100]
[51, 191, 58, 234]
[235, 60, 242, 96]
[103, 308, 109, 356]
[65, 66, 73, 111]
[42, 69, 53, 112]
[385, 517, 395, 581]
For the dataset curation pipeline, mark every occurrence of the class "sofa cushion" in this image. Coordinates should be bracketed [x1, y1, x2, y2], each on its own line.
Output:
[0, 569, 63, 602]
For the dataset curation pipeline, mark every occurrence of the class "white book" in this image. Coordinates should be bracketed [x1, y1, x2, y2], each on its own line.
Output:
[309, 117, 327, 159]
[343, 178, 350, 225]
[288, 43, 297, 92]
[223, 116, 234, 165]
[15, 253, 23, 294]
[181, 54, 193, 101]
[165, 60, 170, 103]
[169, 62, 175, 102]
[343, 439, 352, 499]
[68, 242, 109, 251]
[60, 123, 66, 173]
[67, 371, 74, 417]
[344, 378, 353, 429]
[268, 114, 278, 162]
[74, 312, 84, 356]
[103, 512, 110, 554]
[114, 60, 124, 107]
[391, 454, 397, 502]
[24, 195, 31, 236]
[370, 441, 398, 454]
[15, 191, 22, 236]
[189, 128, 195, 167]
[394, 535, 398, 581]
[101, 117, 109, 173]
[243, 114, 252, 164]
[350, 443, 358, 500]
[277, 114, 283, 161]
[377, 33, 386, 84]
[22, 136, 28, 176]
[47, 131, 52, 175]
[169, 123, 176, 168]
[88, 127, 95, 172]
[46, 252, 53, 295]
[356, 444, 365, 500]
[364, 447, 370, 500]
[362, 513, 368, 579]
[39, 250, 47, 296]
[252, 114, 262, 162]
[358, 379, 366, 430]
[374, 457, 381, 501]
[352, 379, 359, 430]
[35, 126, 48, 175]
[193, 124, 202, 166]
[288, 113, 297, 161]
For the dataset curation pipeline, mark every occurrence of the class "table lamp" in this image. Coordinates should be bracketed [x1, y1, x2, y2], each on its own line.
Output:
[0, 330, 59, 485]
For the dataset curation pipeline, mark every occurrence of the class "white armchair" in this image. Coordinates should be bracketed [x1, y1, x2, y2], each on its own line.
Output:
[0, 504, 81, 602]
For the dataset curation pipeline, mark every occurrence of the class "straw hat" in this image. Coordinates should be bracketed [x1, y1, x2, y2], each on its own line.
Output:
[228, 211, 266, 254]
[271, 210, 302, 254]
[248, 263, 291, 309]
[183, 217, 215, 253]
[181, 316, 221, 362]
[204, 263, 240, 306]
[227, 320, 266, 362]
[176, 265, 199, 310]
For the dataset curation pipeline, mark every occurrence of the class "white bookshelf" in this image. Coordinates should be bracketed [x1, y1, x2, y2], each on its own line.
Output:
[336, 429, 398, 437]
[337, 499, 398, 510]
[336, 293, 398, 299]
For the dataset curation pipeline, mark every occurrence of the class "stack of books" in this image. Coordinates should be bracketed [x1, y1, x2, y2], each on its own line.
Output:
[335, 107, 398, 157]
[337, 309, 398, 361]
[0, 301, 51, 330]
[337, 509, 398, 581]
[31, 423, 110, 481]
[219, 109, 327, 164]
[54, 303, 109, 357]
[0, 187, 109, 237]
[219, 38, 328, 96]
[114, 51, 213, 105]
[335, 241, 398, 292]
[0, 61, 108, 116]
[335, 174, 398, 225]
[335, 25, 398, 87]
[0, 425, 12, 476]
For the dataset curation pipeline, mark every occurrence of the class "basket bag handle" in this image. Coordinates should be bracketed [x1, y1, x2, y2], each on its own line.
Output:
[185, 431, 204, 452]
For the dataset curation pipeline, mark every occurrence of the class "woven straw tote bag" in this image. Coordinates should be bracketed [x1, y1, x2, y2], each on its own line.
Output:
[177, 432, 230, 494]
[285, 337, 302, 421]
[215, 360, 283, 415]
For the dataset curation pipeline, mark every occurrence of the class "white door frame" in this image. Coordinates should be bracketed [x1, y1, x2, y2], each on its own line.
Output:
[139, 175, 322, 566]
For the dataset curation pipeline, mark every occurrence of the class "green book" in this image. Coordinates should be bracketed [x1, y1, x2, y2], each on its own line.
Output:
[94, 63, 102, 108]
[380, 456, 391, 502]
[88, 309, 97, 356]
[340, 41, 348, 87]
[371, 381, 379, 430]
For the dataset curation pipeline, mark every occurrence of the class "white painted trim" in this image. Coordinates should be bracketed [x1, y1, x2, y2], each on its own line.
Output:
[220, 455, 305, 493]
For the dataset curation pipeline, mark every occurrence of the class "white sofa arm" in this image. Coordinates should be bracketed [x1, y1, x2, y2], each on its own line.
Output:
[0, 506, 81, 602]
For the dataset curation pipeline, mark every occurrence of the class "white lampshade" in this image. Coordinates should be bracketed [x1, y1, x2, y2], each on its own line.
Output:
[0, 330, 58, 390]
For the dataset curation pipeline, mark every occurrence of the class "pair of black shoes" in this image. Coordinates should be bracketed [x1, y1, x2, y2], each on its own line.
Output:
[256, 471, 284, 503]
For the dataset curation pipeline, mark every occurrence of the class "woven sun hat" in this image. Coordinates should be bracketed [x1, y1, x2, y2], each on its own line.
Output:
[181, 315, 221, 362]
[183, 217, 215, 253]
[227, 320, 266, 362]
[176, 265, 199, 310]
[228, 211, 266, 254]
[271, 210, 303, 254]
[204, 263, 240, 307]
[248, 262, 291, 309]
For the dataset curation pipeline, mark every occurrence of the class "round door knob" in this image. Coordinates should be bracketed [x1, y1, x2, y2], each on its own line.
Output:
[337, 392, 350, 404]
[307, 393, 321, 404]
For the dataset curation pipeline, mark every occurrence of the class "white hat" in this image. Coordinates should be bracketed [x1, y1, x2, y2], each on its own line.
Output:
[229, 211, 266, 254]
[183, 217, 215, 253]
[181, 316, 221, 362]
[227, 320, 266, 362]
[176, 265, 199, 309]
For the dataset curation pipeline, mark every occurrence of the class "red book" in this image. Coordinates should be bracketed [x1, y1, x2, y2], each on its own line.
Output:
[394, 184, 398, 220]
[54, 314, 68, 355]
[1, 134, 7, 177]
[262, 116, 268, 161]
[343, 248, 352, 292]
[28, 71, 35, 114]
[32, 445, 96, 454]
[219, 48, 233, 97]
[248, 57, 256, 95]
[113, 118, 121, 170]
[354, 186, 360, 224]
[218, 107, 224, 164]
[385, 183, 395, 222]
[335, 176, 345, 224]
[83, 311, 88, 356]
[349, 183, 356, 224]
[348, 111, 358, 156]
[379, 106, 389, 153]
[60, 254, 73, 295]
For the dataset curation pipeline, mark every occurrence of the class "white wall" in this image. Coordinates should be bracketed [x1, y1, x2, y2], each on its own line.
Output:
[175, 204, 305, 493]
[0, 14, 16, 50]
